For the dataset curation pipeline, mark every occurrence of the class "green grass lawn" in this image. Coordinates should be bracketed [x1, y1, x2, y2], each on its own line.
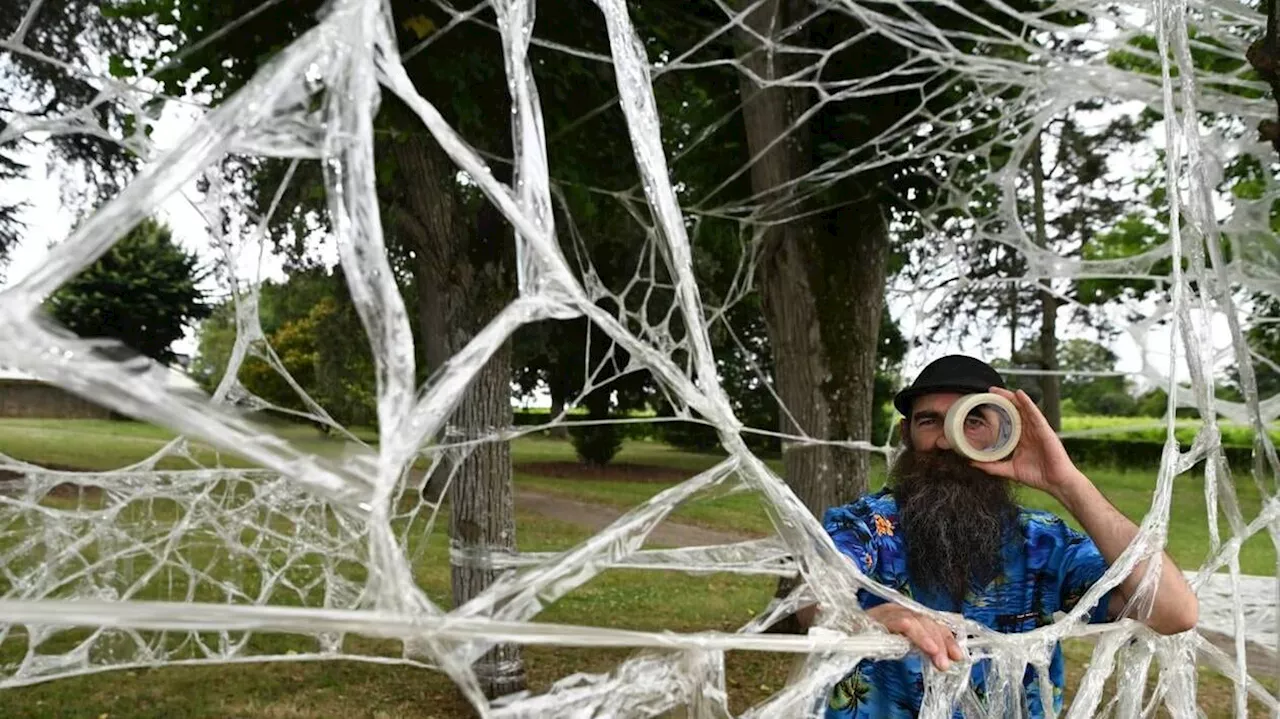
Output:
[0, 419, 1275, 716]
[511, 437, 1276, 576]
[1, 512, 794, 718]
[0, 417, 378, 470]
[0, 509, 1268, 718]
[0, 418, 1271, 573]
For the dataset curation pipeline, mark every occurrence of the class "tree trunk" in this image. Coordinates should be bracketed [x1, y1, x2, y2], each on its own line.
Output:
[1008, 247, 1018, 358]
[1030, 133, 1061, 430]
[548, 382, 569, 439]
[735, 0, 889, 631]
[448, 339, 524, 697]
[394, 133, 526, 699]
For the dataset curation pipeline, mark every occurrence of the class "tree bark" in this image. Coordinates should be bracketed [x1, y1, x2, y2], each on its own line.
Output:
[1008, 246, 1018, 358]
[394, 133, 526, 698]
[547, 380, 569, 439]
[447, 339, 524, 697]
[736, 0, 885, 514]
[1246, 0, 1280, 154]
[1030, 133, 1061, 430]
[735, 0, 889, 631]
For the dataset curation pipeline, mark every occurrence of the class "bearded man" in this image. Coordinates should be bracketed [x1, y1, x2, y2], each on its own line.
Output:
[807, 355, 1198, 718]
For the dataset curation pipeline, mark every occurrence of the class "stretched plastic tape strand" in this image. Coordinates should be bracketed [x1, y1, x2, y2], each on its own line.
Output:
[943, 393, 1022, 463]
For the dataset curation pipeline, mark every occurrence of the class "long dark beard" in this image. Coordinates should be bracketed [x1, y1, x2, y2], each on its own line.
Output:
[892, 447, 1019, 603]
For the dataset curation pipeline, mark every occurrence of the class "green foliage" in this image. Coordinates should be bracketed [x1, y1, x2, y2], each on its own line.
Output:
[990, 355, 1044, 399]
[1077, 213, 1168, 306]
[872, 313, 909, 442]
[1054, 339, 1133, 415]
[1062, 414, 1279, 446]
[45, 218, 209, 364]
[569, 389, 625, 465]
[1082, 391, 1137, 416]
[1134, 388, 1171, 418]
[190, 303, 236, 389]
[1106, 26, 1259, 96]
[1057, 339, 1116, 386]
[0, 142, 24, 276]
[239, 303, 325, 414]
[1, 1, 150, 211]
[1059, 436, 1253, 472]
[192, 268, 376, 427]
[570, 423, 625, 466]
[997, 338, 1146, 416]
[1230, 295, 1280, 400]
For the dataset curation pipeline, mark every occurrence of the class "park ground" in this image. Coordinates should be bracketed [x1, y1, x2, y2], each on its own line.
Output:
[0, 417, 1276, 717]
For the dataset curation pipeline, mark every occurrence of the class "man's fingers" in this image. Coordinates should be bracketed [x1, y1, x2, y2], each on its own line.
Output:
[926, 622, 955, 671]
[902, 616, 953, 671]
[945, 632, 964, 661]
[919, 619, 963, 670]
[1015, 389, 1052, 432]
[891, 617, 938, 655]
[987, 386, 1017, 401]
[879, 609, 964, 671]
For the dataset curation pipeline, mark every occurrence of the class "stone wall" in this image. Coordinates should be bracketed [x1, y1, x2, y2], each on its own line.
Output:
[0, 379, 113, 420]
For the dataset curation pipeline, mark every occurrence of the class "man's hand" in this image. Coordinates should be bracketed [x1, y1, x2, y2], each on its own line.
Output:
[868, 603, 964, 671]
[973, 386, 1079, 496]
[975, 387, 1200, 635]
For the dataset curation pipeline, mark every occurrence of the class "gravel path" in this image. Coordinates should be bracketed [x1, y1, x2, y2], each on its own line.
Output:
[515, 488, 756, 548]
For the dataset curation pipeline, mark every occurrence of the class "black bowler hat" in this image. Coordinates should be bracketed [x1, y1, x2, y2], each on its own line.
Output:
[892, 355, 1007, 417]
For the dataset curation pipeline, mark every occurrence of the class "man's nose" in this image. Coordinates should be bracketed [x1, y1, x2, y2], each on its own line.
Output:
[934, 433, 952, 451]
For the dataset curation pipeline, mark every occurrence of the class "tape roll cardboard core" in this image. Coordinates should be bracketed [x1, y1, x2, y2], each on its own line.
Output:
[944, 393, 1022, 462]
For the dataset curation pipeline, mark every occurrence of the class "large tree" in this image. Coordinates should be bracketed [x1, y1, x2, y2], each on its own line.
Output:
[1, 1, 162, 276]
[658, 0, 1067, 520]
[112, 0, 529, 695]
[920, 103, 1146, 430]
[0, 137, 24, 272]
[726, 0, 887, 520]
[45, 217, 208, 364]
[120, 0, 696, 697]
[0, 2, 152, 209]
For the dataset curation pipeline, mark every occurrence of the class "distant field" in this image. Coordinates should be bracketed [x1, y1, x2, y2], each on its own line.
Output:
[1061, 414, 1280, 446]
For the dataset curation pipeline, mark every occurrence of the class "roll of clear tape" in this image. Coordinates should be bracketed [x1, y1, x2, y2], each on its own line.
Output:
[943, 393, 1022, 463]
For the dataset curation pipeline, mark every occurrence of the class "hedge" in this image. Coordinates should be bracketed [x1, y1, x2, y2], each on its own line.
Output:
[1059, 437, 1255, 472]
[512, 409, 659, 441]
[513, 410, 1263, 472]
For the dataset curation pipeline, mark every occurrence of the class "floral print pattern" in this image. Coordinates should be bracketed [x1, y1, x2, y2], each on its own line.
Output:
[822, 489, 1113, 719]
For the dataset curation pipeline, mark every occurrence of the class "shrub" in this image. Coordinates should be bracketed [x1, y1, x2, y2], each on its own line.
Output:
[658, 418, 724, 454]
[1090, 391, 1138, 417]
[1133, 389, 1200, 419]
[655, 413, 782, 456]
[570, 421, 625, 465]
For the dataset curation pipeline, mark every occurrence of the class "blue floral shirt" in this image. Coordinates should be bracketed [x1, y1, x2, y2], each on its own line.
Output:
[823, 489, 1113, 718]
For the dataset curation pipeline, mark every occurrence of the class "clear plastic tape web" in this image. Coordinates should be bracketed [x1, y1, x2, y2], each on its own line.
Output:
[0, 0, 1276, 715]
